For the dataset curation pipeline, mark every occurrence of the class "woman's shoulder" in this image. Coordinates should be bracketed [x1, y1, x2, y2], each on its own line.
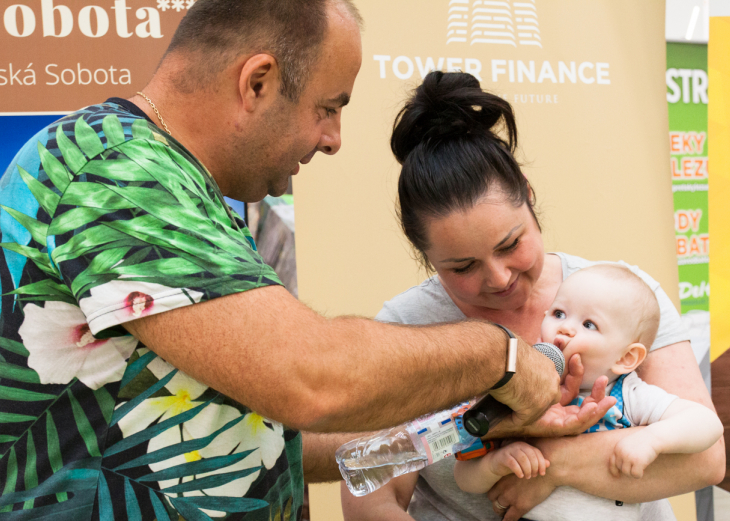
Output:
[375, 277, 466, 325]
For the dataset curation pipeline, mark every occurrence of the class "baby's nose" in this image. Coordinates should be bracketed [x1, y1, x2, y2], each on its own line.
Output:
[557, 324, 575, 336]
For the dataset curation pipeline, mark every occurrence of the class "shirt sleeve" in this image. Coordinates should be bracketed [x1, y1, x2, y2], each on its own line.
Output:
[621, 372, 678, 427]
[48, 125, 281, 336]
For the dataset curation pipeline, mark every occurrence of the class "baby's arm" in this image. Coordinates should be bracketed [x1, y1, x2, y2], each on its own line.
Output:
[610, 398, 723, 479]
[454, 441, 549, 494]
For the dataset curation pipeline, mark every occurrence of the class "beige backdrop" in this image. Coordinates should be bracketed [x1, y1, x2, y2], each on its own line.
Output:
[293, 0, 689, 518]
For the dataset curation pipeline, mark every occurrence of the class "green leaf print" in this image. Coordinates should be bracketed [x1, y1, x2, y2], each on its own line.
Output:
[74, 117, 105, 160]
[68, 389, 101, 458]
[101, 115, 125, 148]
[55, 122, 88, 174]
[37, 142, 72, 192]
[16, 165, 61, 217]
[0, 207, 48, 246]
[23, 432, 38, 509]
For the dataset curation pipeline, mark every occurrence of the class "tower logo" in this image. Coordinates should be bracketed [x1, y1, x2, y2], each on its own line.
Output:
[447, 0, 541, 47]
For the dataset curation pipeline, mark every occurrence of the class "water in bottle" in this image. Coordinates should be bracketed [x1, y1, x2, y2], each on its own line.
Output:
[337, 400, 482, 496]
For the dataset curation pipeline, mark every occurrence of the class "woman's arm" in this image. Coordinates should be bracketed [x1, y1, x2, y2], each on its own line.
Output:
[340, 473, 419, 521]
[486, 341, 725, 521]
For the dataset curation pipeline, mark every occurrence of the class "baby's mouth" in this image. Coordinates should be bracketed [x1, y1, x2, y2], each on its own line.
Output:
[553, 336, 568, 350]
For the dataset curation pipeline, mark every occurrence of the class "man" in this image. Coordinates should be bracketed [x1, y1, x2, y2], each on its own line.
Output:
[0, 0, 607, 519]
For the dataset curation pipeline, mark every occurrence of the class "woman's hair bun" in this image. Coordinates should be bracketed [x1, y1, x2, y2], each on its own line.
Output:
[391, 71, 517, 164]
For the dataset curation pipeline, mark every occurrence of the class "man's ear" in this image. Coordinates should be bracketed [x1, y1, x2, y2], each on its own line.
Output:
[611, 343, 647, 375]
[238, 54, 281, 113]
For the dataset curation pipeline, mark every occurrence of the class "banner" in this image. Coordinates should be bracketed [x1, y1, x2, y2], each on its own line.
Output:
[666, 42, 711, 379]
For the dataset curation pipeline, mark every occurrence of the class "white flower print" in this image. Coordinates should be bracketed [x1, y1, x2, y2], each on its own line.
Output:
[171, 0, 185, 12]
[186, 0, 196, 8]
[79, 280, 203, 331]
[19, 301, 138, 389]
[117, 356, 285, 516]
[157, 0, 171, 11]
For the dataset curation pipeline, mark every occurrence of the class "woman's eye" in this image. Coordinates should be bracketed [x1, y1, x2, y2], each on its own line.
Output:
[583, 320, 597, 330]
[553, 310, 565, 319]
[453, 262, 475, 274]
[500, 238, 520, 253]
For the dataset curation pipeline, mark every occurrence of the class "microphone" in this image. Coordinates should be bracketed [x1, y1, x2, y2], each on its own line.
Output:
[462, 342, 565, 437]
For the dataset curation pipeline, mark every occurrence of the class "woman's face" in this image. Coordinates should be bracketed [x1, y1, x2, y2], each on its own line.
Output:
[423, 192, 545, 311]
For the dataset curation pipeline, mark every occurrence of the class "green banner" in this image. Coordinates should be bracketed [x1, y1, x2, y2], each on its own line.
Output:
[666, 42, 709, 313]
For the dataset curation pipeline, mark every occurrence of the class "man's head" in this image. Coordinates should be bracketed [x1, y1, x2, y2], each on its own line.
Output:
[152, 0, 363, 202]
[165, 0, 362, 101]
[540, 264, 660, 387]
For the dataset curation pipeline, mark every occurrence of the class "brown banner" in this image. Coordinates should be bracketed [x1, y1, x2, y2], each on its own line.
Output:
[0, 0, 186, 113]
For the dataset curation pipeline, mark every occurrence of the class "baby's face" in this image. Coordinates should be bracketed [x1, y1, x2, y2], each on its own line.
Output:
[541, 270, 637, 388]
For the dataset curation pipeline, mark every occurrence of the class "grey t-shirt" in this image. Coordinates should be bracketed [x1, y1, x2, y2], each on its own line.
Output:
[375, 252, 689, 521]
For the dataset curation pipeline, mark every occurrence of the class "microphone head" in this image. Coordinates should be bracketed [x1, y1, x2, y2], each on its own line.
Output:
[533, 342, 565, 377]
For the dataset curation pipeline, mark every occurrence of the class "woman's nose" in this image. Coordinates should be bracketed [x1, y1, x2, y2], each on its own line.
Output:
[486, 263, 512, 290]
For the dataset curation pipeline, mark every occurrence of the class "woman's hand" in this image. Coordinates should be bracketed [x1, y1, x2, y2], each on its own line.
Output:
[487, 473, 556, 521]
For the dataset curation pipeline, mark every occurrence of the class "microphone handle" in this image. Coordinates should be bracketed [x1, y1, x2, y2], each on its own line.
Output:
[462, 395, 513, 437]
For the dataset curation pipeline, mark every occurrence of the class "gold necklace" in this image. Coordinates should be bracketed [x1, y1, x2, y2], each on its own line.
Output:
[136, 91, 172, 136]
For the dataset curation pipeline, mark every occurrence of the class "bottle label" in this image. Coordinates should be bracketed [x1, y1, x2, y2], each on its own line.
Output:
[416, 418, 459, 464]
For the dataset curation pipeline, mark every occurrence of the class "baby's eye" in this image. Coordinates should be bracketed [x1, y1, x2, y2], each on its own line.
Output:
[553, 309, 565, 319]
[583, 320, 597, 330]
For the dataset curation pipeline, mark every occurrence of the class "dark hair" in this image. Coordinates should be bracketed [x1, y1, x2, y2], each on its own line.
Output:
[166, 0, 362, 101]
[391, 71, 537, 269]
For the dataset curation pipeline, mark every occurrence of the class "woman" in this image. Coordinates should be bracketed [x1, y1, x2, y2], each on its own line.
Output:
[340, 71, 723, 521]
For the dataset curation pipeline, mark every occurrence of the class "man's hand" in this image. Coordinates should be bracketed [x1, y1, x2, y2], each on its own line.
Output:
[487, 340, 561, 433]
[489, 353, 615, 438]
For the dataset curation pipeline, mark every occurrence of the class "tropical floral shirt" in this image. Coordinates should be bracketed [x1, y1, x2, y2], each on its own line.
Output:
[0, 102, 305, 520]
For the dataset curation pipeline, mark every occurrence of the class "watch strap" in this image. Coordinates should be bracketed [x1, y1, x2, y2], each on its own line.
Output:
[490, 323, 518, 390]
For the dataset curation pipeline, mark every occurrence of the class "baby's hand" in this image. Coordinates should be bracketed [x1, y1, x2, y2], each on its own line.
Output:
[609, 433, 660, 479]
[490, 441, 550, 479]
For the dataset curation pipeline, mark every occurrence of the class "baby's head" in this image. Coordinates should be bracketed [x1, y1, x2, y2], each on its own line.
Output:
[541, 264, 660, 388]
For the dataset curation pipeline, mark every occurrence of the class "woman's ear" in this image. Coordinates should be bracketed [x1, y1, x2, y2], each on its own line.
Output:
[611, 343, 647, 375]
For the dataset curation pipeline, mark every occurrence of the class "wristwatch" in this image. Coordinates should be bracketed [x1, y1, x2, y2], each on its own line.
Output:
[490, 324, 518, 389]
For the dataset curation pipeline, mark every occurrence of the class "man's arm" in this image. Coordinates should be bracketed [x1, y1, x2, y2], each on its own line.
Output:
[123, 285, 560, 433]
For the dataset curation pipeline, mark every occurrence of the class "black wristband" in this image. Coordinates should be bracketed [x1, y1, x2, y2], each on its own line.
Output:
[490, 324, 517, 390]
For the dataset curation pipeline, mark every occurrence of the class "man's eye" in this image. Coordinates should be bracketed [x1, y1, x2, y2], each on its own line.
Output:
[553, 310, 565, 319]
[325, 108, 337, 117]
[583, 320, 597, 330]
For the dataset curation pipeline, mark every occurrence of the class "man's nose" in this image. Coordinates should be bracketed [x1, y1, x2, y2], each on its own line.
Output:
[318, 116, 342, 155]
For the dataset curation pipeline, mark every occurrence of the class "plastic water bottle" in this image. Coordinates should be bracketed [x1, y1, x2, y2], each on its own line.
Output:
[337, 342, 565, 496]
[336, 400, 483, 496]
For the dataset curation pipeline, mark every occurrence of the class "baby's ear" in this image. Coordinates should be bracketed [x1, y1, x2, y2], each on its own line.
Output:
[612, 343, 647, 375]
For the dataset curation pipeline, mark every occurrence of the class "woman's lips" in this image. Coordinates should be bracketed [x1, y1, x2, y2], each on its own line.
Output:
[492, 277, 519, 297]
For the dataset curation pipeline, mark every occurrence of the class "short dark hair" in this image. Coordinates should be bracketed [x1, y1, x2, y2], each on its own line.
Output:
[390, 71, 537, 269]
[166, 0, 362, 100]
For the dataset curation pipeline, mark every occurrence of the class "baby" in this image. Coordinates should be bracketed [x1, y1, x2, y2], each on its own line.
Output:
[453, 264, 723, 520]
